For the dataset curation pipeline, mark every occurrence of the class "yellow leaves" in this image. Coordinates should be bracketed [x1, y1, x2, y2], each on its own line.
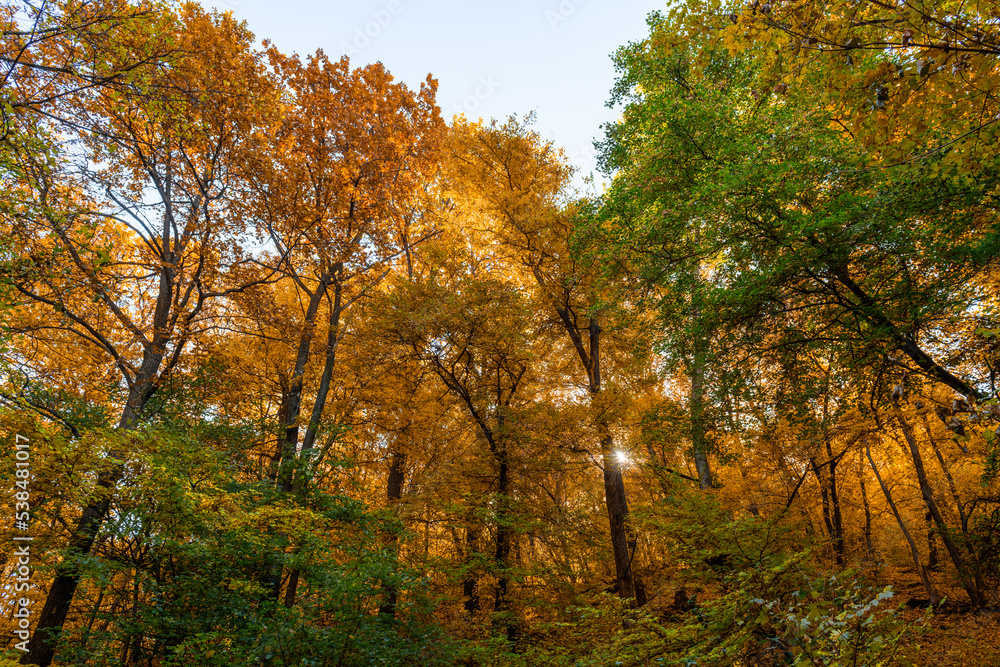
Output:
[708, 1, 1000, 174]
[239, 502, 329, 544]
[226, 579, 267, 595]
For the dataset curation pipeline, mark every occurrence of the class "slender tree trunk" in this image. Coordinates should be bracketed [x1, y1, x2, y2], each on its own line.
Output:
[379, 449, 407, 617]
[296, 272, 343, 469]
[282, 571, 300, 608]
[463, 526, 480, 615]
[810, 456, 837, 560]
[866, 442, 940, 604]
[266, 385, 291, 480]
[893, 404, 984, 606]
[810, 404, 836, 553]
[690, 318, 713, 490]
[920, 412, 969, 534]
[925, 513, 939, 572]
[600, 426, 636, 601]
[493, 431, 516, 641]
[274, 277, 329, 491]
[689, 229, 713, 491]
[267, 279, 330, 605]
[25, 354, 163, 666]
[587, 318, 637, 602]
[281, 280, 343, 607]
[551, 306, 637, 602]
[857, 456, 875, 557]
[814, 436, 846, 566]
[828, 454, 845, 566]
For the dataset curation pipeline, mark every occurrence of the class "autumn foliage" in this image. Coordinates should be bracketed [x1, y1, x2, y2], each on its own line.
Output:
[2, 1, 1000, 666]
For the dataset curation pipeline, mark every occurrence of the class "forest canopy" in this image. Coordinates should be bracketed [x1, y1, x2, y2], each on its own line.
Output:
[2, 1, 999, 666]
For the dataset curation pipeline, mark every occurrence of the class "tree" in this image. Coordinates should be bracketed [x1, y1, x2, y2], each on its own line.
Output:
[1, 5, 278, 662]
[387, 266, 545, 641]
[234, 49, 442, 606]
[1, 0, 176, 140]
[712, 0, 1000, 175]
[447, 115, 653, 603]
[243, 48, 443, 501]
[595, 9, 1000, 611]
[596, 15, 995, 408]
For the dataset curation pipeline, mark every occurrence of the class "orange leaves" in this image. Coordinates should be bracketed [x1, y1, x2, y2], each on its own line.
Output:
[248, 48, 444, 275]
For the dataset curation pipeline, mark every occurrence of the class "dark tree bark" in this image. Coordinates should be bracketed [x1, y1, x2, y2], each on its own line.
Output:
[379, 449, 407, 617]
[812, 435, 846, 566]
[585, 317, 637, 602]
[273, 274, 331, 491]
[492, 424, 517, 642]
[920, 412, 969, 534]
[295, 272, 344, 469]
[689, 308, 713, 491]
[25, 274, 179, 666]
[866, 441, 940, 604]
[281, 276, 344, 608]
[463, 526, 481, 615]
[925, 513, 940, 572]
[810, 456, 839, 565]
[827, 452, 845, 566]
[552, 309, 636, 602]
[857, 457, 875, 557]
[892, 404, 985, 607]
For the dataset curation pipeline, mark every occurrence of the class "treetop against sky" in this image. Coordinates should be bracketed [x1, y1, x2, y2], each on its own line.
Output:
[198, 0, 665, 184]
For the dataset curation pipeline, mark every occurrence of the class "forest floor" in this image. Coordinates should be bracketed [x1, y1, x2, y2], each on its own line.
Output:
[875, 566, 1000, 667]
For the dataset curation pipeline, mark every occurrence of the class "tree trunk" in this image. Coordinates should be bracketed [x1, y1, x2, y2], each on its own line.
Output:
[267, 278, 329, 604]
[828, 453, 845, 566]
[493, 435, 516, 641]
[925, 513, 939, 572]
[810, 456, 837, 558]
[866, 441, 940, 604]
[600, 427, 636, 601]
[25, 357, 163, 666]
[296, 272, 343, 468]
[893, 404, 985, 607]
[463, 526, 480, 615]
[857, 456, 875, 557]
[920, 412, 969, 534]
[587, 317, 637, 603]
[690, 318, 713, 490]
[813, 435, 846, 566]
[281, 279, 344, 607]
[551, 306, 637, 603]
[274, 276, 329, 492]
[379, 449, 407, 617]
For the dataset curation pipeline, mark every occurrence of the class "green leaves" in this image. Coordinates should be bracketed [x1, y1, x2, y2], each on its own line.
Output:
[596, 7, 998, 409]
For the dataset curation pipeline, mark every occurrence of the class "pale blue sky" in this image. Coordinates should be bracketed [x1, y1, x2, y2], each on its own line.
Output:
[199, 0, 666, 186]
